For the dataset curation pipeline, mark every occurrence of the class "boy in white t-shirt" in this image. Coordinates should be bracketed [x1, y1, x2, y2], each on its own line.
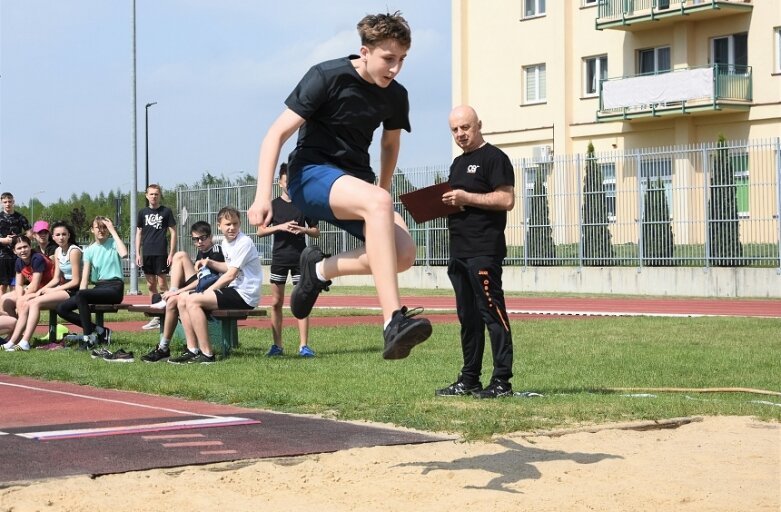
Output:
[169, 207, 262, 364]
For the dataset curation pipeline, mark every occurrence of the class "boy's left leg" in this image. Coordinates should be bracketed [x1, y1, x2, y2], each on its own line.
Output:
[183, 291, 219, 357]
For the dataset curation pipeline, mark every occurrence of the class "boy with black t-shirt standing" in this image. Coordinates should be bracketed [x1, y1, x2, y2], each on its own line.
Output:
[135, 184, 177, 330]
[258, 163, 320, 358]
[248, 11, 431, 361]
[436, 105, 516, 399]
[0, 192, 31, 294]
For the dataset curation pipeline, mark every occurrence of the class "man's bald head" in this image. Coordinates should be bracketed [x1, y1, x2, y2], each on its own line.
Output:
[448, 105, 484, 153]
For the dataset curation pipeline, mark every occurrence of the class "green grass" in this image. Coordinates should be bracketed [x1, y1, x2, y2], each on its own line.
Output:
[2, 315, 779, 440]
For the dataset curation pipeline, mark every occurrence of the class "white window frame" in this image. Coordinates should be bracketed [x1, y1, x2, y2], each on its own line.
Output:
[584, 55, 608, 97]
[524, 64, 547, 104]
[582, 0, 597, 6]
[774, 27, 781, 73]
[640, 158, 673, 219]
[711, 33, 748, 72]
[638, 46, 671, 75]
[524, 0, 546, 18]
[600, 163, 617, 223]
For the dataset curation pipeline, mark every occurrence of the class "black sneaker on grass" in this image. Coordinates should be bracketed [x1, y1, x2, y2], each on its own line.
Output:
[168, 350, 199, 365]
[435, 380, 483, 397]
[189, 353, 216, 364]
[140, 345, 170, 363]
[382, 306, 432, 360]
[473, 379, 513, 399]
[289, 246, 331, 319]
[103, 349, 134, 363]
[90, 347, 112, 360]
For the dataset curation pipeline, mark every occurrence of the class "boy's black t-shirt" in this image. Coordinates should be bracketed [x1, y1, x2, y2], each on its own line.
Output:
[285, 56, 411, 183]
[270, 196, 318, 266]
[0, 211, 31, 259]
[447, 143, 515, 259]
[137, 206, 176, 256]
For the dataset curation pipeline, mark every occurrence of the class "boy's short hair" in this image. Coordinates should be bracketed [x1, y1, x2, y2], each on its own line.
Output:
[190, 220, 212, 236]
[146, 184, 163, 196]
[278, 163, 288, 179]
[357, 11, 411, 49]
[217, 206, 241, 224]
[1, 192, 13, 200]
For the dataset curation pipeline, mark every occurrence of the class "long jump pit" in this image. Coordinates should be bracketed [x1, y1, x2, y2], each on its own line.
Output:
[0, 375, 448, 483]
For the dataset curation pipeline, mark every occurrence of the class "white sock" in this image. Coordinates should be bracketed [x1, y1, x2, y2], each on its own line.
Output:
[383, 318, 392, 330]
[315, 261, 327, 282]
[159, 338, 170, 349]
[19, 340, 30, 350]
[2, 340, 14, 349]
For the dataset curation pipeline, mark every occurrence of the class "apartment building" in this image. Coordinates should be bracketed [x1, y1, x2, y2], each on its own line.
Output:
[452, 0, 780, 156]
[452, 0, 780, 249]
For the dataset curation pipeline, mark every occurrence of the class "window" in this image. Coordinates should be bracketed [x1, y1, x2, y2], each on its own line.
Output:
[584, 55, 608, 96]
[638, 46, 671, 75]
[712, 33, 748, 73]
[524, 64, 546, 103]
[601, 163, 617, 222]
[524, 0, 546, 18]
[640, 158, 673, 217]
[582, 0, 597, 5]
[657, 0, 670, 9]
[776, 28, 781, 73]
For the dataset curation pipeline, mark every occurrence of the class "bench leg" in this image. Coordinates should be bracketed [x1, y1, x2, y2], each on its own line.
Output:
[48, 310, 58, 343]
[218, 318, 239, 357]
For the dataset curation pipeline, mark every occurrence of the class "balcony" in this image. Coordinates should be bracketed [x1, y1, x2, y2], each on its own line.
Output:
[597, 64, 752, 121]
[596, 0, 753, 31]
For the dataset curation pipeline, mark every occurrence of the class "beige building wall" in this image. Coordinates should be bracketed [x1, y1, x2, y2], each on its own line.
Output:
[452, 0, 780, 157]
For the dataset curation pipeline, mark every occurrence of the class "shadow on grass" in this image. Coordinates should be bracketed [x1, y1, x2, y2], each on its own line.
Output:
[396, 438, 621, 493]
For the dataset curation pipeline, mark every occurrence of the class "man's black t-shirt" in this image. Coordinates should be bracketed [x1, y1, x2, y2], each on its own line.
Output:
[137, 206, 176, 256]
[448, 143, 515, 259]
[270, 197, 317, 266]
[0, 211, 30, 259]
[285, 56, 411, 183]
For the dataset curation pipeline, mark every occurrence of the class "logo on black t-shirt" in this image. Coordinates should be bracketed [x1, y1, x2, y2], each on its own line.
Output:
[144, 213, 165, 230]
[467, 165, 479, 174]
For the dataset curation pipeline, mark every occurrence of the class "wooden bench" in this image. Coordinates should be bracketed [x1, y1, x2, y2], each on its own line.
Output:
[128, 305, 266, 356]
[48, 304, 130, 342]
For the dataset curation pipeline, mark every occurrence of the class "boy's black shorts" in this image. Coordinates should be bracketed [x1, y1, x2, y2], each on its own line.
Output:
[0, 258, 16, 286]
[269, 264, 301, 285]
[142, 255, 170, 276]
[214, 287, 252, 310]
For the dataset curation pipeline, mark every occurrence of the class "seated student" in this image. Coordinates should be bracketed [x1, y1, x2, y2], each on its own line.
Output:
[32, 221, 58, 258]
[140, 220, 225, 362]
[169, 207, 262, 364]
[56, 216, 127, 348]
[2, 222, 81, 351]
[0, 235, 55, 351]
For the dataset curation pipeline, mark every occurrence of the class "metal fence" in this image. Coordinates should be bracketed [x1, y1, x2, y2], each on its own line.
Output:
[176, 137, 781, 269]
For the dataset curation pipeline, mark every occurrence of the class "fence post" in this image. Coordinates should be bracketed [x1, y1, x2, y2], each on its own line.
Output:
[576, 153, 583, 270]
[521, 158, 529, 269]
[775, 137, 781, 274]
[635, 151, 644, 270]
[701, 145, 711, 270]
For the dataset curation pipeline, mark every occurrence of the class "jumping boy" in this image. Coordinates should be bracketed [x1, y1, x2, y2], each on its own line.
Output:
[168, 207, 262, 364]
[140, 220, 225, 362]
[0, 192, 31, 294]
[247, 11, 431, 360]
[136, 184, 177, 330]
[257, 163, 320, 357]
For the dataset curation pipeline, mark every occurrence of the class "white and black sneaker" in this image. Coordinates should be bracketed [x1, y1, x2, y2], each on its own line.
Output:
[382, 306, 432, 360]
[289, 246, 331, 319]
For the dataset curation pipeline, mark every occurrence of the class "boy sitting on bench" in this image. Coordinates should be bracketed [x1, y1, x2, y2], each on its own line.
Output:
[140, 220, 225, 362]
[169, 207, 262, 364]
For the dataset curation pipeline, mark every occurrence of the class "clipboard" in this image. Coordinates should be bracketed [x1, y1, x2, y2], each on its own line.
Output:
[399, 182, 461, 223]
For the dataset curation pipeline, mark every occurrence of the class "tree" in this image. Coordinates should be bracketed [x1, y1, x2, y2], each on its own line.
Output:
[526, 164, 556, 265]
[642, 178, 674, 266]
[581, 142, 614, 266]
[707, 134, 744, 266]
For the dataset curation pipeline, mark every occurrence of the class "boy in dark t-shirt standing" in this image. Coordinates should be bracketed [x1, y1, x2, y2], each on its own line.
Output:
[248, 11, 431, 361]
[258, 163, 320, 358]
[436, 105, 516, 400]
[0, 192, 31, 294]
[135, 184, 177, 330]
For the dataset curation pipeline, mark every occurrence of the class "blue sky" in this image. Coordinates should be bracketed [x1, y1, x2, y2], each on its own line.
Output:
[0, 0, 452, 207]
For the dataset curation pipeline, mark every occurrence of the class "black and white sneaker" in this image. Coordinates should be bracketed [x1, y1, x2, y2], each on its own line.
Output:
[90, 347, 113, 359]
[103, 349, 135, 363]
[382, 306, 432, 360]
[473, 379, 513, 399]
[189, 353, 216, 364]
[140, 346, 170, 363]
[435, 380, 483, 397]
[289, 246, 331, 319]
[168, 350, 199, 365]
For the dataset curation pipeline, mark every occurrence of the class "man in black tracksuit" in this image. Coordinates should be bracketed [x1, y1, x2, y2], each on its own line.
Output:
[436, 105, 516, 399]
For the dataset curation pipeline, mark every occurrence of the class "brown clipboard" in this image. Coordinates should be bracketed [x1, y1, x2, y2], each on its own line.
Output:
[399, 182, 461, 223]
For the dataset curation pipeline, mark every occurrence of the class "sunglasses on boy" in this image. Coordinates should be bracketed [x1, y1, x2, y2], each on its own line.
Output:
[191, 234, 210, 243]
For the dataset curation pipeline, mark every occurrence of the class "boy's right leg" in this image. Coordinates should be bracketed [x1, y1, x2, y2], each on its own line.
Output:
[168, 251, 196, 290]
[268, 282, 285, 354]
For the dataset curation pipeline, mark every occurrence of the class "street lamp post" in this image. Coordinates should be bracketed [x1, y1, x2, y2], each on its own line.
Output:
[144, 101, 157, 199]
[29, 190, 46, 224]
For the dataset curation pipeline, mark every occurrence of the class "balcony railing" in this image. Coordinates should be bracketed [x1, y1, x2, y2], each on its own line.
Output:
[598, 64, 752, 121]
[596, 0, 753, 30]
